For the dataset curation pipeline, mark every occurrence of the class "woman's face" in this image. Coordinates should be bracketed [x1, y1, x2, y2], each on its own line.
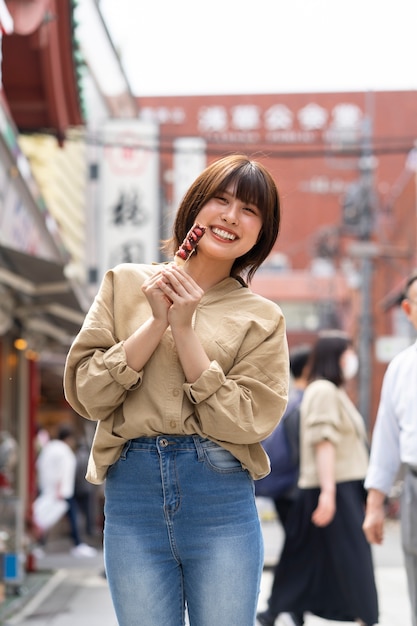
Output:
[195, 186, 263, 262]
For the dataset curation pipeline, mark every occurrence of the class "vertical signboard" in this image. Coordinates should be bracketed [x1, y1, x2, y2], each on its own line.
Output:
[98, 119, 159, 279]
[161, 136, 206, 247]
[172, 137, 207, 213]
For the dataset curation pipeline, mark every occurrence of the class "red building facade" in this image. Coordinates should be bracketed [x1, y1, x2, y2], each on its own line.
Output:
[138, 90, 417, 426]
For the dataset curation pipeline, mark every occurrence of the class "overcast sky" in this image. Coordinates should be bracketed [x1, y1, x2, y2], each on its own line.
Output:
[99, 0, 417, 97]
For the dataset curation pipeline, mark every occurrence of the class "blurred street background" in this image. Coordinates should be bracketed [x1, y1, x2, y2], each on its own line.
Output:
[0, 0, 416, 620]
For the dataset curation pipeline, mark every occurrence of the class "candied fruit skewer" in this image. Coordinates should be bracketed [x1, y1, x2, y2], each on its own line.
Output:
[174, 223, 206, 265]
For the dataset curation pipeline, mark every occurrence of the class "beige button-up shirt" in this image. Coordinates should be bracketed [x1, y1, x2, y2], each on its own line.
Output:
[64, 263, 289, 484]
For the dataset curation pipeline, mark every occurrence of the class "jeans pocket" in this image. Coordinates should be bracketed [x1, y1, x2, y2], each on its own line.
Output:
[203, 444, 244, 474]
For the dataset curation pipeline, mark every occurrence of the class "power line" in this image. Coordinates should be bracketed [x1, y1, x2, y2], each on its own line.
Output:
[21, 129, 417, 160]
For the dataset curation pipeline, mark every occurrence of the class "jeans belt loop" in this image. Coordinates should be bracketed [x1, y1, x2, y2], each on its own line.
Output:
[193, 435, 205, 461]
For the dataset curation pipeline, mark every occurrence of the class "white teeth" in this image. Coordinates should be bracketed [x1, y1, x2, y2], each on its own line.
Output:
[212, 227, 236, 241]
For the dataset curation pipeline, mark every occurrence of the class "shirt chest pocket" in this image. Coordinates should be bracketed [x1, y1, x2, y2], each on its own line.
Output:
[197, 311, 274, 375]
[203, 318, 249, 374]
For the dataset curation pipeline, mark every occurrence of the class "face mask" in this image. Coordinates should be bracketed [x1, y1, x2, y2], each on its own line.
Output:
[342, 351, 359, 380]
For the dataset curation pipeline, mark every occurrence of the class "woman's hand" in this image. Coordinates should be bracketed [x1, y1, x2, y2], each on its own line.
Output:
[312, 439, 336, 527]
[156, 265, 209, 382]
[156, 265, 204, 329]
[124, 272, 172, 372]
[311, 488, 336, 527]
[141, 271, 172, 324]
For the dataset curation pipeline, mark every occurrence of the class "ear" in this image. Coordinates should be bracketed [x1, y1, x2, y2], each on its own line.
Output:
[401, 299, 411, 317]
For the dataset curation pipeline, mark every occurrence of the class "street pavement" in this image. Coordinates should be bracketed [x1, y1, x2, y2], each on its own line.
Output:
[1, 498, 412, 625]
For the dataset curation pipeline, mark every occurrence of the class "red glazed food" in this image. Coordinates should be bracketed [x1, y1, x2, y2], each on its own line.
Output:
[175, 223, 206, 264]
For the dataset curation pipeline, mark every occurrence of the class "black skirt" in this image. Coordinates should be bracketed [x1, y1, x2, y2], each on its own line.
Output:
[267, 480, 379, 625]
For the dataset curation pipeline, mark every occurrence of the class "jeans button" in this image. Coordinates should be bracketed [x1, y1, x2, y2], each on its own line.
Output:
[159, 438, 169, 447]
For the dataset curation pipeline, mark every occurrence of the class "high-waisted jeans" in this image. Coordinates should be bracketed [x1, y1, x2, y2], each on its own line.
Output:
[104, 435, 263, 626]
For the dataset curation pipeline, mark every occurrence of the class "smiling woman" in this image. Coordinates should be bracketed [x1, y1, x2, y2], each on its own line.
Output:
[166, 155, 280, 283]
[63, 154, 289, 626]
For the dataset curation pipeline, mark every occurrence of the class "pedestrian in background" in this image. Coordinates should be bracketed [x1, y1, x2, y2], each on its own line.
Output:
[35, 425, 97, 558]
[363, 269, 417, 626]
[256, 343, 312, 525]
[74, 440, 97, 537]
[258, 330, 378, 626]
[256, 343, 311, 626]
[63, 154, 289, 626]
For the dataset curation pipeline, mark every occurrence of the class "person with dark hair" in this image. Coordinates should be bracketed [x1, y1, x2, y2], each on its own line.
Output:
[273, 344, 312, 522]
[363, 270, 417, 626]
[63, 154, 289, 626]
[256, 343, 312, 521]
[258, 330, 378, 626]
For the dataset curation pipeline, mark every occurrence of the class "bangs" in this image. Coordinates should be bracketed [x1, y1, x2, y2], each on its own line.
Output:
[171, 155, 281, 282]
[218, 162, 270, 213]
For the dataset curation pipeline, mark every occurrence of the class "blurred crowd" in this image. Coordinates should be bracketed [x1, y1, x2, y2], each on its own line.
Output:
[257, 269, 417, 626]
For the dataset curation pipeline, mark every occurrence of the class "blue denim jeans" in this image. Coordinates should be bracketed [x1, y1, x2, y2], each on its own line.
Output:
[104, 435, 263, 626]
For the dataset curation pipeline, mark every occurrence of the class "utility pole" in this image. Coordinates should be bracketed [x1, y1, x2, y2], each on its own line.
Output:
[357, 155, 376, 430]
[342, 108, 377, 429]
[357, 103, 377, 430]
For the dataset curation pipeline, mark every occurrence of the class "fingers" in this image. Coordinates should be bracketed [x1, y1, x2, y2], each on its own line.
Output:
[311, 491, 336, 527]
[362, 506, 385, 545]
[311, 509, 331, 527]
[160, 265, 189, 289]
[143, 268, 203, 325]
[157, 266, 203, 299]
[363, 521, 384, 545]
[363, 528, 383, 544]
[142, 271, 165, 292]
[142, 273, 172, 314]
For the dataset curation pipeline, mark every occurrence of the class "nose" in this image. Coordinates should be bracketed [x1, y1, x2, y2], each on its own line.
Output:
[221, 203, 239, 225]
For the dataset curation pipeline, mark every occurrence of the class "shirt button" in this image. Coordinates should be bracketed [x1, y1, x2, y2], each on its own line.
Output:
[173, 389, 180, 397]
[170, 420, 176, 429]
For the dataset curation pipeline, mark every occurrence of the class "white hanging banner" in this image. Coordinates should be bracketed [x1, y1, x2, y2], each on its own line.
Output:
[98, 119, 159, 279]
[173, 137, 207, 211]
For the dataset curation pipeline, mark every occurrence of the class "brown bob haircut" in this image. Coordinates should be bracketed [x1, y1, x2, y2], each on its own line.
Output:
[165, 154, 281, 283]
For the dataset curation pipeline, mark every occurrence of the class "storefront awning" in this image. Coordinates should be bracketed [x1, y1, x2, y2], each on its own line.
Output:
[0, 244, 86, 346]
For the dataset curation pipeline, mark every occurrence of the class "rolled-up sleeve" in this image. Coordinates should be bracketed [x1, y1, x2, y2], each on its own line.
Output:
[64, 269, 143, 421]
[303, 381, 343, 448]
[184, 314, 288, 445]
[74, 339, 142, 419]
[184, 361, 226, 404]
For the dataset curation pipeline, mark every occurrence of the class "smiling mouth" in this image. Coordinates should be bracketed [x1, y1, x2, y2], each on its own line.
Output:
[211, 227, 237, 241]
